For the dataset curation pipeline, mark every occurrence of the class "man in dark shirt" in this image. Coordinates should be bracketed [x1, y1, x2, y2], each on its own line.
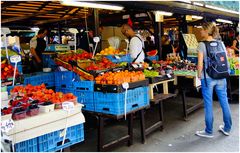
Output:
[30, 29, 48, 72]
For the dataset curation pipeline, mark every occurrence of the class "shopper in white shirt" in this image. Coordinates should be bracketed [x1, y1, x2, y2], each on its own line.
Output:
[121, 24, 145, 63]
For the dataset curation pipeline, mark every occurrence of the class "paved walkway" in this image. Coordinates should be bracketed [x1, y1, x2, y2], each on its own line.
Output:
[71, 95, 239, 152]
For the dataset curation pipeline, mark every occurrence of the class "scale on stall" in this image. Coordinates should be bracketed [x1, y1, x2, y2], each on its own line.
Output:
[45, 44, 70, 52]
[181, 34, 199, 63]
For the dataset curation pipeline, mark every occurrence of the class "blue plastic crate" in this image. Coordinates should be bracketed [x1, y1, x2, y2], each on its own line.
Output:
[38, 124, 84, 152]
[94, 86, 150, 115]
[75, 90, 95, 111]
[230, 69, 235, 74]
[105, 54, 132, 63]
[24, 72, 55, 87]
[15, 137, 38, 152]
[10, 62, 23, 74]
[187, 56, 198, 64]
[42, 54, 57, 70]
[55, 71, 80, 88]
[55, 87, 75, 94]
[147, 55, 159, 61]
[73, 81, 94, 91]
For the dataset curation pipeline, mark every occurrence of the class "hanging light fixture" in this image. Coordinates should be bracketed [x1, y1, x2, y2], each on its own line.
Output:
[216, 18, 233, 24]
[61, 0, 124, 11]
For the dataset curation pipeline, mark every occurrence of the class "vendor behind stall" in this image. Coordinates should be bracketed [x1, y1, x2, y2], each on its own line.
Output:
[121, 24, 145, 63]
[231, 32, 239, 55]
[30, 29, 48, 72]
[161, 35, 174, 60]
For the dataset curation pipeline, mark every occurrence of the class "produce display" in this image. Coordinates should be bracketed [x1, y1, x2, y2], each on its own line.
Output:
[1, 60, 20, 80]
[98, 46, 126, 55]
[1, 84, 77, 120]
[228, 57, 239, 75]
[11, 84, 76, 103]
[143, 69, 159, 78]
[146, 50, 158, 56]
[84, 57, 116, 71]
[95, 70, 145, 85]
[1, 48, 20, 57]
[57, 51, 93, 62]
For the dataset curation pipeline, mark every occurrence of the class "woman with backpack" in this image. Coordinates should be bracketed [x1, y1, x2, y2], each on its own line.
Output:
[196, 22, 232, 138]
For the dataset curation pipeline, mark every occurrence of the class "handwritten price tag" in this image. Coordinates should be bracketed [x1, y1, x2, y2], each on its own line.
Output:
[10, 55, 21, 63]
[1, 119, 14, 132]
[62, 102, 75, 113]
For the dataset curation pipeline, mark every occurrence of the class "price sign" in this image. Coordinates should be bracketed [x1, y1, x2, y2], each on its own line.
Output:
[122, 82, 129, 89]
[1, 119, 14, 133]
[10, 55, 21, 63]
[93, 37, 100, 43]
[147, 67, 153, 70]
[166, 74, 172, 78]
[62, 102, 75, 113]
[132, 64, 139, 69]
[115, 55, 121, 59]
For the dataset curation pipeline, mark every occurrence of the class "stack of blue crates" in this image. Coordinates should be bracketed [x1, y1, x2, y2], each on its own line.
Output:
[23, 72, 55, 87]
[14, 123, 84, 152]
[73, 81, 95, 111]
[55, 71, 95, 111]
[94, 86, 150, 115]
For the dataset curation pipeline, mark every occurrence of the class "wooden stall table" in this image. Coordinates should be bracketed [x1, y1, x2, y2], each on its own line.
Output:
[139, 76, 177, 144]
[83, 105, 149, 152]
[2, 104, 85, 152]
[174, 73, 203, 120]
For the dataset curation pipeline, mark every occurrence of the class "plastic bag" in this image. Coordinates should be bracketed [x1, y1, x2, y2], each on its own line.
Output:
[108, 36, 120, 50]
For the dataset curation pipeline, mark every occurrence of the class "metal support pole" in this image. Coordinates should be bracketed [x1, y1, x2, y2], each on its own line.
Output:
[154, 22, 162, 60]
[58, 22, 62, 44]
[94, 9, 100, 52]
[180, 15, 188, 34]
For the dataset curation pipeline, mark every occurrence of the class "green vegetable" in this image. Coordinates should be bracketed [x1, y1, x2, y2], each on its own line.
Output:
[144, 69, 159, 77]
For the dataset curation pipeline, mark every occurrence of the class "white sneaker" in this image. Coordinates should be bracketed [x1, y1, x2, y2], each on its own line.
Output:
[195, 130, 214, 138]
[219, 125, 230, 136]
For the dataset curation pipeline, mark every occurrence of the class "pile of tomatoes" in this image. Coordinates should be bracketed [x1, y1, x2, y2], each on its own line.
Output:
[11, 84, 76, 103]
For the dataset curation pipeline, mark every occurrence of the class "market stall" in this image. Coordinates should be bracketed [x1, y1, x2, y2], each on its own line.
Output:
[1, 1, 239, 152]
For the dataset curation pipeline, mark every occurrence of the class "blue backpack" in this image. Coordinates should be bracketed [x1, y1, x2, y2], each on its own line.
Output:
[203, 41, 229, 82]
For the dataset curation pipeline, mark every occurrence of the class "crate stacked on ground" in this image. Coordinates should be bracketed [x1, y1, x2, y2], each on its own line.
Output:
[23, 72, 55, 87]
[94, 70, 150, 115]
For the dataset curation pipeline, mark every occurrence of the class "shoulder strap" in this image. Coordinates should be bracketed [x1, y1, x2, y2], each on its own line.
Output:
[131, 35, 144, 63]
[202, 41, 209, 87]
